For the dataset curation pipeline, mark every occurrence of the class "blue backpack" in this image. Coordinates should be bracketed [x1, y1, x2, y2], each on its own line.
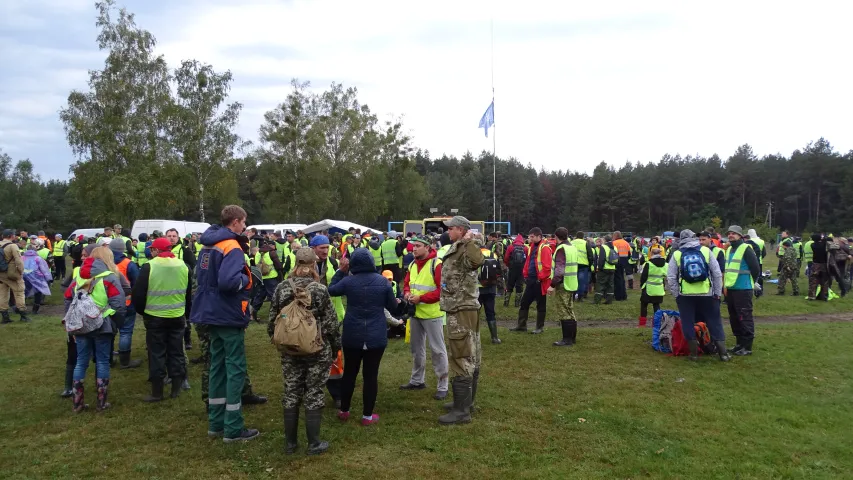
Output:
[679, 246, 709, 284]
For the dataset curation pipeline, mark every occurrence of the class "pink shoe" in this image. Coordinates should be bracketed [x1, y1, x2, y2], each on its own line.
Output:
[361, 414, 379, 426]
[337, 411, 350, 422]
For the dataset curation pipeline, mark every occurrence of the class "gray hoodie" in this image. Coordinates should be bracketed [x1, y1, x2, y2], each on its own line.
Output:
[666, 229, 723, 298]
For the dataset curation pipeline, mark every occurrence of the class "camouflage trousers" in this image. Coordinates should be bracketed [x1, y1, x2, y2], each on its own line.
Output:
[777, 267, 800, 295]
[446, 309, 481, 378]
[553, 287, 576, 321]
[197, 324, 254, 403]
[280, 353, 332, 410]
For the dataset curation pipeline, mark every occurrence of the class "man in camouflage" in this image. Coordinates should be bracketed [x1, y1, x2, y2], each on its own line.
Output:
[777, 238, 800, 296]
[437, 216, 484, 425]
[267, 247, 341, 455]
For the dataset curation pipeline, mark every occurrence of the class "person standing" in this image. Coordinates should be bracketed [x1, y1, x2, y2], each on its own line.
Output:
[437, 216, 484, 426]
[476, 238, 503, 345]
[133, 237, 192, 401]
[502, 234, 526, 307]
[509, 228, 552, 334]
[249, 240, 283, 322]
[167, 228, 196, 350]
[110, 238, 143, 370]
[572, 232, 594, 302]
[192, 205, 259, 443]
[722, 226, 760, 356]
[310, 235, 346, 407]
[638, 246, 666, 327]
[746, 229, 767, 297]
[594, 235, 617, 304]
[52, 233, 68, 280]
[666, 229, 730, 362]
[268, 248, 341, 455]
[807, 233, 830, 301]
[400, 236, 449, 399]
[612, 231, 631, 301]
[0, 229, 29, 323]
[381, 232, 402, 282]
[777, 238, 800, 296]
[549, 228, 578, 346]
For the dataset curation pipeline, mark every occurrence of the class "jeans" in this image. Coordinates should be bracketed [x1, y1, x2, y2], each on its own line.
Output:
[74, 334, 112, 380]
[118, 307, 136, 352]
[251, 278, 279, 311]
[675, 296, 725, 342]
[576, 266, 590, 298]
[341, 346, 385, 417]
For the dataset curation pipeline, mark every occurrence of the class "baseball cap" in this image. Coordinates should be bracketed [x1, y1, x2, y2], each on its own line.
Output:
[151, 238, 171, 251]
[296, 248, 317, 264]
[381, 270, 394, 280]
[443, 216, 471, 228]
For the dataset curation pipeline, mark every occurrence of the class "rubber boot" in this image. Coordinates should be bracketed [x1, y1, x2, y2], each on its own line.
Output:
[143, 378, 164, 402]
[72, 380, 88, 413]
[637, 316, 647, 328]
[509, 310, 528, 332]
[33, 303, 40, 314]
[96, 378, 110, 411]
[531, 310, 546, 334]
[605, 294, 614, 305]
[438, 377, 472, 425]
[687, 340, 699, 362]
[513, 296, 521, 308]
[283, 407, 299, 454]
[60, 365, 74, 397]
[503, 294, 510, 307]
[471, 368, 479, 409]
[628, 279, 634, 290]
[487, 320, 501, 344]
[305, 408, 329, 455]
[553, 321, 572, 346]
[170, 377, 182, 399]
[1, 311, 11, 324]
[715, 341, 731, 362]
[19, 310, 30, 322]
[568, 320, 577, 344]
[119, 350, 142, 369]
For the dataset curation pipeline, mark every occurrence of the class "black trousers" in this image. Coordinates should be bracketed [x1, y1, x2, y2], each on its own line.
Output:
[505, 266, 524, 296]
[341, 346, 385, 417]
[614, 259, 628, 300]
[726, 289, 754, 349]
[251, 278, 279, 311]
[518, 278, 546, 329]
[640, 291, 662, 318]
[479, 292, 496, 323]
[54, 256, 66, 280]
[144, 314, 187, 382]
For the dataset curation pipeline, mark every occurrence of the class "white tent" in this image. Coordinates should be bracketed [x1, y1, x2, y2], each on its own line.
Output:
[302, 219, 379, 235]
[247, 224, 308, 234]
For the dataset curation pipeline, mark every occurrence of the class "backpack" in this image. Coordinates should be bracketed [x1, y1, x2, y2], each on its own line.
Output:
[606, 246, 619, 265]
[695, 322, 717, 354]
[652, 310, 679, 353]
[272, 279, 323, 356]
[0, 242, 9, 273]
[678, 246, 709, 284]
[509, 245, 527, 268]
[64, 278, 107, 334]
[479, 252, 500, 286]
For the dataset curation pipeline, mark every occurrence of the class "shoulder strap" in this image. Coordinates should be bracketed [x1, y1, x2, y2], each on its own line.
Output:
[430, 257, 437, 277]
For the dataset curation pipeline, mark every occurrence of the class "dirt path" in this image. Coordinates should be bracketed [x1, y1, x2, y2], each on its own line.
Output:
[496, 312, 853, 329]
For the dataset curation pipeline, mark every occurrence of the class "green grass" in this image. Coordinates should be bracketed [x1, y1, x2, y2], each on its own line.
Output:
[2, 256, 852, 479]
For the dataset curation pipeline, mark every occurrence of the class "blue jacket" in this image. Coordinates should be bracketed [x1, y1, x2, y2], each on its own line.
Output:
[328, 249, 397, 350]
[191, 225, 252, 328]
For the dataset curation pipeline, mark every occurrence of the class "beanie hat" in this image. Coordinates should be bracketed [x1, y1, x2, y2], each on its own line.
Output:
[138, 232, 149, 242]
[309, 235, 330, 247]
[109, 238, 127, 254]
[84, 244, 99, 256]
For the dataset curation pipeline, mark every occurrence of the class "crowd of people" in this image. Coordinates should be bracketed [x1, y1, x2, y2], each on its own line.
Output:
[0, 210, 849, 454]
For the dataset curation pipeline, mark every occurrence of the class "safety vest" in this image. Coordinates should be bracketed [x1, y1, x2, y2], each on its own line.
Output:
[319, 258, 345, 321]
[298, 237, 308, 247]
[171, 244, 184, 260]
[614, 239, 631, 258]
[37, 248, 49, 261]
[52, 240, 66, 257]
[381, 239, 399, 265]
[368, 243, 382, 266]
[275, 242, 287, 264]
[135, 243, 149, 267]
[254, 252, 278, 280]
[673, 247, 713, 295]
[724, 243, 753, 289]
[642, 262, 666, 297]
[600, 245, 616, 271]
[571, 239, 589, 266]
[553, 243, 578, 292]
[284, 251, 296, 278]
[116, 257, 133, 306]
[195, 242, 204, 259]
[76, 271, 116, 318]
[144, 256, 189, 318]
[526, 242, 553, 279]
[752, 238, 765, 264]
[804, 240, 814, 262]
[792, 242, 802, 260]
[437, 244, 450, 260]
[711, 246, 723, 265]
[407, 257, 441, 319]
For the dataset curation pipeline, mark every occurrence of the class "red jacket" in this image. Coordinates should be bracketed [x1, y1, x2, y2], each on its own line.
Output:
[403, 248, 442, 304]
[523, 240, 553, 295]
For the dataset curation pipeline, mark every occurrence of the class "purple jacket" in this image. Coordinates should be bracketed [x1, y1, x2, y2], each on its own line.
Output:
[22, 250, 51, 297]
[191, 225, 252, 328]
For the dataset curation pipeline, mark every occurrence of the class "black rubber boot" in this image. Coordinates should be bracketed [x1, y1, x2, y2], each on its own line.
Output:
[514, 296, 521, 308]
[553, 321, 573, 346]
[33, 303, 40, 314]
[628, 279, 634, 290]
[503, 294, 510, 307]
[605, 294, 614, 305]
[305, 408, 329, 455]
[531, 311, 546, 334]
[119, 351, 142, 369]
[568, 320, 577, 344]
[1, 311, 11, 324]
[509, 310, 528, 332]
[438, 377, 472, 425]
[170, 377, 182, 398]
[60, 365, 74, 397]
[19, 310, 30, 322]
[687, 340, 699, 361]
[487, 321, 501, 344]
[143, 378, 164, 402]
[471, 368, 479, 409]
[715, 341, 731, 362]
[283, 407, 299, 454]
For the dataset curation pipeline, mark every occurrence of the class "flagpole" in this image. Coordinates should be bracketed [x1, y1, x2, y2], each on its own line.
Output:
[491, 15, 496, 231]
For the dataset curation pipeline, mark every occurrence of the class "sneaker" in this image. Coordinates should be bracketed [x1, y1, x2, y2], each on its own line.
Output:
[337, 411, 350, 422]
[223, 428, 260, 443]
[734, 349, 753, 356]
[727, 345, 744, 354]
[399, 382, 426, 390]
[433, 390, 448, 400]
[185, 343, 193, 351]
[361, 414, 379, 426]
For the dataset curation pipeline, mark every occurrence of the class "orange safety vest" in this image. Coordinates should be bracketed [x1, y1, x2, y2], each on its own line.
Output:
[613, 239, 631, 258]
[116, 257, 132, 306]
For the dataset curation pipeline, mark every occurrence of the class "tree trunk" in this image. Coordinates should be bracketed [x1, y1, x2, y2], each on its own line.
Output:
[815, 185, 821, 229]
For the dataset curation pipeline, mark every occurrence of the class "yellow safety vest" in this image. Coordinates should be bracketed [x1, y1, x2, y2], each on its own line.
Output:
[135, 243, 149, 267]
[526, 242, 553, 279]
[601, 245, 616, 271]
[554, 243, 578, 291]
[76, 271, 116, 317]
[571, 239, 589, 266]
[144, 256, 189, 318]
[724, 243, 753, 289]
[254, 252, 278, 280]
[642, 262, 666, 297]
[381, 239, 399, 265]
[803, 240, 814, 263]
[52, 240, 66, 257]
[407, 257, 441, 319]
[673, 247, 712, 295]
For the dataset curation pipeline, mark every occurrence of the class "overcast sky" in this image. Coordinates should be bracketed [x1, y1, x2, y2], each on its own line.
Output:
[2, 0, 851, 180]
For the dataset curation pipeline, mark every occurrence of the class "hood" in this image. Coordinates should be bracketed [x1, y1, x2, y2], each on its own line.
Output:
[811, 233, 822, 242]
[349, 248, 376, 274]
[414, 246, 438, 268]
[112, 250, 126, 264]
[199, 224, 237, 246]
[679, 229, 696, 241]
[79, 257, 104, 279]
[650, 257, 667, 267]
[747, 229, 759, 240]
[513, 234, 525, 245]
[679, 238, 700, 249]
[275, 238, 287, 245]
[22, 250, 38, 257]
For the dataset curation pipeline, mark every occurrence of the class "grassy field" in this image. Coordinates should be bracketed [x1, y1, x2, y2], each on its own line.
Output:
[2, 255, 852, 479]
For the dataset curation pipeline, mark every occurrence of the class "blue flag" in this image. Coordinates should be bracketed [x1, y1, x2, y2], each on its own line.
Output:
[478, 101, 494, 137]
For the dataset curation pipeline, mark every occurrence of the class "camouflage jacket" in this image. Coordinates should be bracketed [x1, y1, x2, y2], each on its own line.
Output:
[781, 243, 799, 270]
[267, 276, 342, 359]
[439, 238, 485, 313]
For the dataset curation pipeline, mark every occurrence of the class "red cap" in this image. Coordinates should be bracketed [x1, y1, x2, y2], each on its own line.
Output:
[151, 238, 172, 251]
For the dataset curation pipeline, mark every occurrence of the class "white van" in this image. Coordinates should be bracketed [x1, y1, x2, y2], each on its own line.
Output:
[131, 220, 211, 240]
[69, 228, 104, 240]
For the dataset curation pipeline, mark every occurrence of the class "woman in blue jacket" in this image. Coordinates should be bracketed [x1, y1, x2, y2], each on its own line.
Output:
[328, 248, 398, 426]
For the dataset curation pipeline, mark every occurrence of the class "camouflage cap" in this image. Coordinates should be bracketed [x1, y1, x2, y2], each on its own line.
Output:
[409, 235, 431, 246]
[295, 247, 317, 264]
[443, 216, 470, 229]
